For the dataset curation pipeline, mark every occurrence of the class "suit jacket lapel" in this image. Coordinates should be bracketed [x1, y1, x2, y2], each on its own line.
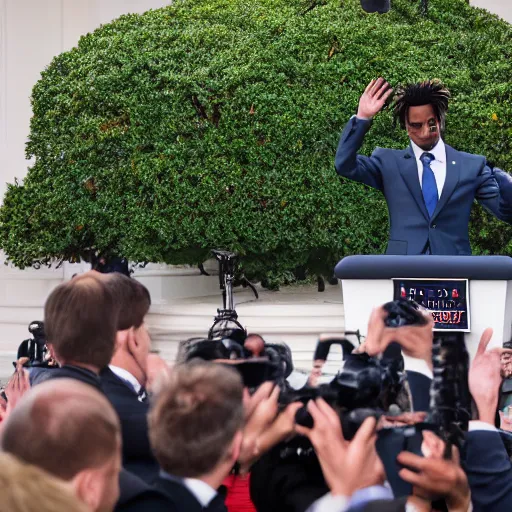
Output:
[431, 145, 460, 222]
[400, 146, 429, 221]
[206, 494, 228, 512]
[105, 367, 138, 397]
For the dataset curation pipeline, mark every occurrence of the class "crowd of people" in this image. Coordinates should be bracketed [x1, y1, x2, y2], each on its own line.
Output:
[0, 270, 511, 512]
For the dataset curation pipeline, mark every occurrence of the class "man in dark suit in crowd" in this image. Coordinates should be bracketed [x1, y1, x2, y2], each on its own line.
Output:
[27, 273, 171, 510]
[100, 273, 160, 481]
[465, 329, 512, 512]
[361, 309, 512, 512]
[40, 273, 118, 389]
[335, 78, 512, 255]
[1, 378, 122, 512]
[149, 362, 245, 512]
[2, 368, 171, 512]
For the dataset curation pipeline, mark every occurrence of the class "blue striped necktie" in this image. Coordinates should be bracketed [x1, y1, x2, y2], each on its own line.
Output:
[420, 152, 437, 218]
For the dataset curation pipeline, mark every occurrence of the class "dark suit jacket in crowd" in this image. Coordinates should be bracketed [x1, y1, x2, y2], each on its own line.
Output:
[29, 366, 58, 386]
[250, 444, 329, 512]
[115, 469, 171, 512]
[404, 372, 512, 512]
[153, 476, 227, 512]
[100, 367, 159, 482]
[465, 430, 512, 512]
[38, 364, 103, 391]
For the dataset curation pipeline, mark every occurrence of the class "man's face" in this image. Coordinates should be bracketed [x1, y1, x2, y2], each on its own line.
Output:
[134, 322, 152, 375]
[406, 104, 441, 151]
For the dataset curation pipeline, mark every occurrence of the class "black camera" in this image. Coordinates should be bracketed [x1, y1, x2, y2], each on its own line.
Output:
[280, 336, 405, 440]
[179, 249, 295, 389]
[383, 298, 428, 328]
[182, 334, 293, 390]
[249, 325, 407, 512]
[16, 321, 52, 368]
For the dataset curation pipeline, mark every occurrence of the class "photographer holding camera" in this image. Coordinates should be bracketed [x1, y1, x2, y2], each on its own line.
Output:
[297, 302, 512, 512]
[108, 249, 512, 511]
[295, 397, 471, 512]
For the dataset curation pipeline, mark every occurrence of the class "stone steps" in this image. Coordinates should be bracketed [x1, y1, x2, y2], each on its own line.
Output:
[0, 284, 346, 385]
[147, 284, 345, 375]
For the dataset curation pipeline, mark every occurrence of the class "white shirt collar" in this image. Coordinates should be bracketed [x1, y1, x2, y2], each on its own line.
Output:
[183, 478, 217, 507]
[410, 138, 446, 164]
[109, 365, 141, 394]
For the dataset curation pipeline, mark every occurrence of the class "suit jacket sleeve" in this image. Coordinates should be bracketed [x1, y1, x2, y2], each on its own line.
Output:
[475, 163, 512, 224]
[465, 430, 512, 512]
[334, 116, 384, 191]
[494, 168, 512, 222]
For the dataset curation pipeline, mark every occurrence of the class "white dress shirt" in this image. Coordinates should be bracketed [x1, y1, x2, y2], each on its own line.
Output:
[306, 485, 394, 512]
[410, 139, 447, 198]
[109, 365, 142, 394]
[468, 420, 498, 432]
[183, 478, 218, 507]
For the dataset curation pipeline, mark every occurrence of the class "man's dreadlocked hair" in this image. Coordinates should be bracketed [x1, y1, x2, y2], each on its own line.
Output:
[393, 80, 451, 130]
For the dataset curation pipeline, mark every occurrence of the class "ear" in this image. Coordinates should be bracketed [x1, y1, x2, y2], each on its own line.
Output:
[228, 430, 244, 465]
[126, 327, 138, 353]
[47, 343, 57, 360]
[115, 330, 129, 353]
[72, 469, 102, 511]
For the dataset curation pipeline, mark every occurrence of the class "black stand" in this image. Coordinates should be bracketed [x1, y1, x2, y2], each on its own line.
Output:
[208, 250, 246, 339]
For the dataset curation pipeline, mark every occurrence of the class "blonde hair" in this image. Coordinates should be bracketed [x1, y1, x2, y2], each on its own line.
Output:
[0, 453, 89, 512]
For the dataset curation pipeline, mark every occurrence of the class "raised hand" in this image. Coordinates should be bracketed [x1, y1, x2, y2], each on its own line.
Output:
[398, 434, 471, 511]
[146, 354, 171, 392]
[243, 381, 276, 420]
[238, 383, 282, 471]
[4, 365, 31, 415]
[357, 78, 393, 120]
[357, 305, 434, 367]
[468, 328, 509, 424]
[295, 398, 385, 497]
[238, 401, 303, 473]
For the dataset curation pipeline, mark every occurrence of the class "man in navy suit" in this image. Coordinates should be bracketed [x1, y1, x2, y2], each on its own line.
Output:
[335, 78, 512, 255]
[361, 308, 512, 512]
[100, 273, 161, 482]
[149, 362, 245, 512]
[39, 273, 118, 390]
[1, 378, 122, 512]
[464, 328, 512, 512]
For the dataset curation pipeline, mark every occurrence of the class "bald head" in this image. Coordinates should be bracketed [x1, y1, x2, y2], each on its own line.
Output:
[1, 379, 120, 480]
[45, 273, 117, 368]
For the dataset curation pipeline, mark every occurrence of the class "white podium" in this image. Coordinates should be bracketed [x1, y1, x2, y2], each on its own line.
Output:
[335, 255, 512, 362]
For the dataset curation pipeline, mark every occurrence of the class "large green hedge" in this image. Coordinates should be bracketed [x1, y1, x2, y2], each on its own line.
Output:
[1, 0, 512, 285]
